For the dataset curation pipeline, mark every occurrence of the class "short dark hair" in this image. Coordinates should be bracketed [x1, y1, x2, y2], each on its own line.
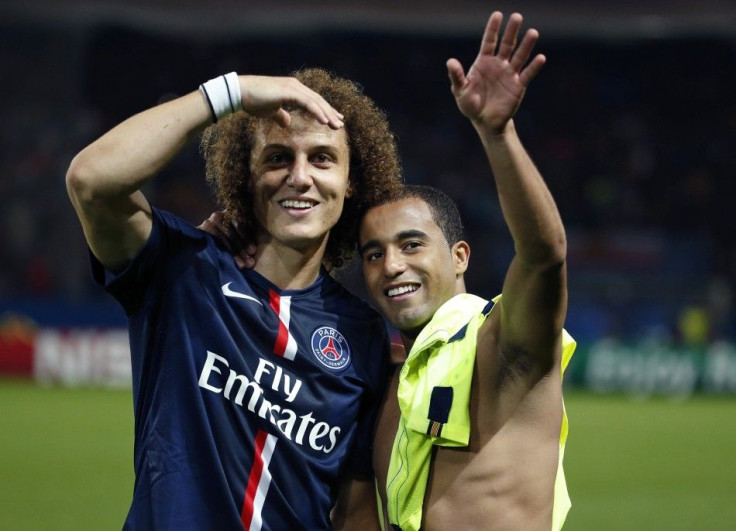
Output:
[369, 184, 464, 246]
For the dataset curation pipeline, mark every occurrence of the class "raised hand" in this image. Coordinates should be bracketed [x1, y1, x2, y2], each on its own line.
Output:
[447, 12, 545, 134]
[238, 75, 344, 129]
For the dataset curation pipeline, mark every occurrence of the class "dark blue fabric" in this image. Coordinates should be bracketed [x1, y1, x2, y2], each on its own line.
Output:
[427, 386, 453, 425]
[92, 208, 390, 530]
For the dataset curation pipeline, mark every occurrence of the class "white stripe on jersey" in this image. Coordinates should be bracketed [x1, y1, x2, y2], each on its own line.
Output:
[249, 433, 278, 531]
[278, 296, 298, 361]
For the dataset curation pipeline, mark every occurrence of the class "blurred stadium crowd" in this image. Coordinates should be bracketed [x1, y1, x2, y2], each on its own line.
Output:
[1, 19, 735, 344]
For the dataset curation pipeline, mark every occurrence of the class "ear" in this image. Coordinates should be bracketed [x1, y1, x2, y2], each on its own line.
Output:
[451, 240, 470, 276]
[345, 181, 354, 199]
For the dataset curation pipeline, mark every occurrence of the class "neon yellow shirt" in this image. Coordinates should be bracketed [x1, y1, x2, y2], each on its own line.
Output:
[385, 294, 576, 531]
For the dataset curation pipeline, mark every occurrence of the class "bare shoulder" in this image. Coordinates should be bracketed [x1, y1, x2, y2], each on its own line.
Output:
[422, 317, 564, 530]
[475, 308, 562, 406]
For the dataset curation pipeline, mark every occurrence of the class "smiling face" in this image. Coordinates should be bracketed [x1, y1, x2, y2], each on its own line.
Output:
[359, 197, 469, 341]
[249, 113, 351, 254]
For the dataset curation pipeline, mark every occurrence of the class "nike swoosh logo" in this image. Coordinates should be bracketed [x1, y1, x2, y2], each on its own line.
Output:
[221, 282, 263, 306]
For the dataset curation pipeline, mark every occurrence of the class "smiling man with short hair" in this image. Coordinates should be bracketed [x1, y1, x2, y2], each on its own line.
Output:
[359, 12, 575, 531]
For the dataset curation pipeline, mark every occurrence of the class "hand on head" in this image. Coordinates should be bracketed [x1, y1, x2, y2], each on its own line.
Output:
[239, 75, 344, 130]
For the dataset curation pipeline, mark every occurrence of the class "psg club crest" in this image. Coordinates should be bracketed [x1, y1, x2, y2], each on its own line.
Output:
[310, 326, 351, 371]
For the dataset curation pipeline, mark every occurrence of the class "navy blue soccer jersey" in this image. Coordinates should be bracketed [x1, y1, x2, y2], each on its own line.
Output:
[91, 208, 391, 530]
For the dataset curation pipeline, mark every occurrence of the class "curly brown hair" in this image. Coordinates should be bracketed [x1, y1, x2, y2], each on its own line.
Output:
[200, 68, 403, 270]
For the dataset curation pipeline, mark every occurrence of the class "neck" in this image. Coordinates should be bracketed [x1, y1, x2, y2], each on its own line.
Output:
[253, 238, 328, 290]
[397, 314, 444, 353]
[398, 284, 468, 355]
[399, 330, 419, 355]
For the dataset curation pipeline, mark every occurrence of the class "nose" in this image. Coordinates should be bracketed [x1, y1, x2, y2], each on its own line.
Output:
[383, 248, 406, 278]
[286, 156, 312, 189]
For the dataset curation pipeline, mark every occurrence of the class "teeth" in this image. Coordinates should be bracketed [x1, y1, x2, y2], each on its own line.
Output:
[387, 285, 419, 297]
[281, 200, 315, 209]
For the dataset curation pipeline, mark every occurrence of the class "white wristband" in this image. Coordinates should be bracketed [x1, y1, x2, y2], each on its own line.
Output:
[199, 72, 243, 122]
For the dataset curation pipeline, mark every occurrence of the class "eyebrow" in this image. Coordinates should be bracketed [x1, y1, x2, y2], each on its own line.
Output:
[260, 143, 342, 155]
[359, 229, 428, 255]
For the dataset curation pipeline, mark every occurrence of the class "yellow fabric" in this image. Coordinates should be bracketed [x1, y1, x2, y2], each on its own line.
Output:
[385, 294, 576, 531]
[376, 478, 386, 531]
[552, 328, 576, 531]
[386, 293, 492, 531]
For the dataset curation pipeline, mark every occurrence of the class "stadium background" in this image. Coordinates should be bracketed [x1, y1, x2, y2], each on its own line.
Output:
[1, 1, 735, 529]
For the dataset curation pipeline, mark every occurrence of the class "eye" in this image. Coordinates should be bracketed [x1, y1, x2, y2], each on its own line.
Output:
[267, 152, 289, 165]
[312, 153, 334, 165]
[403, 241, 422, 252]
[364, 251, 383, 262]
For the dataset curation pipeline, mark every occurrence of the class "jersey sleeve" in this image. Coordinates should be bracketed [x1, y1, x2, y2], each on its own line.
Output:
[90, 208, 206, 316]
[341, 318, 392, 478]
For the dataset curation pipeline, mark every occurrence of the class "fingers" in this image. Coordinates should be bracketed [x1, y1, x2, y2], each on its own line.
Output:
[196, 211, 225, 234]
[210, 210, 226, 225]
[478, 11, 503, 57]
[196, 217, 215, 234]
[234, 249, 256, 270]
[281, 77, 344, 129]
[493, 12, 544, 85]
[197, 211, 259, 272]
[272, 108, 292, 128]
[198, 213, 234, 253]
[497, 12, 522, 61]
[230, 219, 256, 270]
[509, 28, 539, 72]
[242, 76, 344, 130]
[390, 342, 407, 363]
[519, 54, 546, 87]
[479, 12, 542, 72]
[299, 83, 344, 125]
[197, 218, 254, 270]
[446, 58, 467, 93]
[510, 26, 545, 86]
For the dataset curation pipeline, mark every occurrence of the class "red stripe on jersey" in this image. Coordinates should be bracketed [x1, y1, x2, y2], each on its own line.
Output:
[269, 289, 289, 357]
[241, 429, 268, 529]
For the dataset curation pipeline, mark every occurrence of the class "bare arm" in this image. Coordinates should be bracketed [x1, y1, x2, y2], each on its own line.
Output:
[448, 12, 566, 375]
[66, 91, 210, 270]
[331, 477, 381, 530]
[66, 75, 344, 271]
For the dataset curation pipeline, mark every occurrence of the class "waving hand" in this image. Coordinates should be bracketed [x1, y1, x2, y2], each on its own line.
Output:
[447, 12, 545, 134]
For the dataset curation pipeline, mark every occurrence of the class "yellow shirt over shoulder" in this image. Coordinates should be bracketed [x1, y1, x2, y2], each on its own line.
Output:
[385, 294, 576, 531]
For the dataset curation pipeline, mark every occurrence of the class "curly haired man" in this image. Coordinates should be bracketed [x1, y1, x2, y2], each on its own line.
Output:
[67, 68, 401, 530]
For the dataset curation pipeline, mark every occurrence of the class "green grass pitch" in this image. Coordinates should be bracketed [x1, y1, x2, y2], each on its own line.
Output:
[1, 381, 735, 530]
[563, 392, 736, 530]
[0, 380, 133, 530]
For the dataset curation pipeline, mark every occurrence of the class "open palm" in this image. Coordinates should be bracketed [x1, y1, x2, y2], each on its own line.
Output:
[447, 12, 546, 134]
